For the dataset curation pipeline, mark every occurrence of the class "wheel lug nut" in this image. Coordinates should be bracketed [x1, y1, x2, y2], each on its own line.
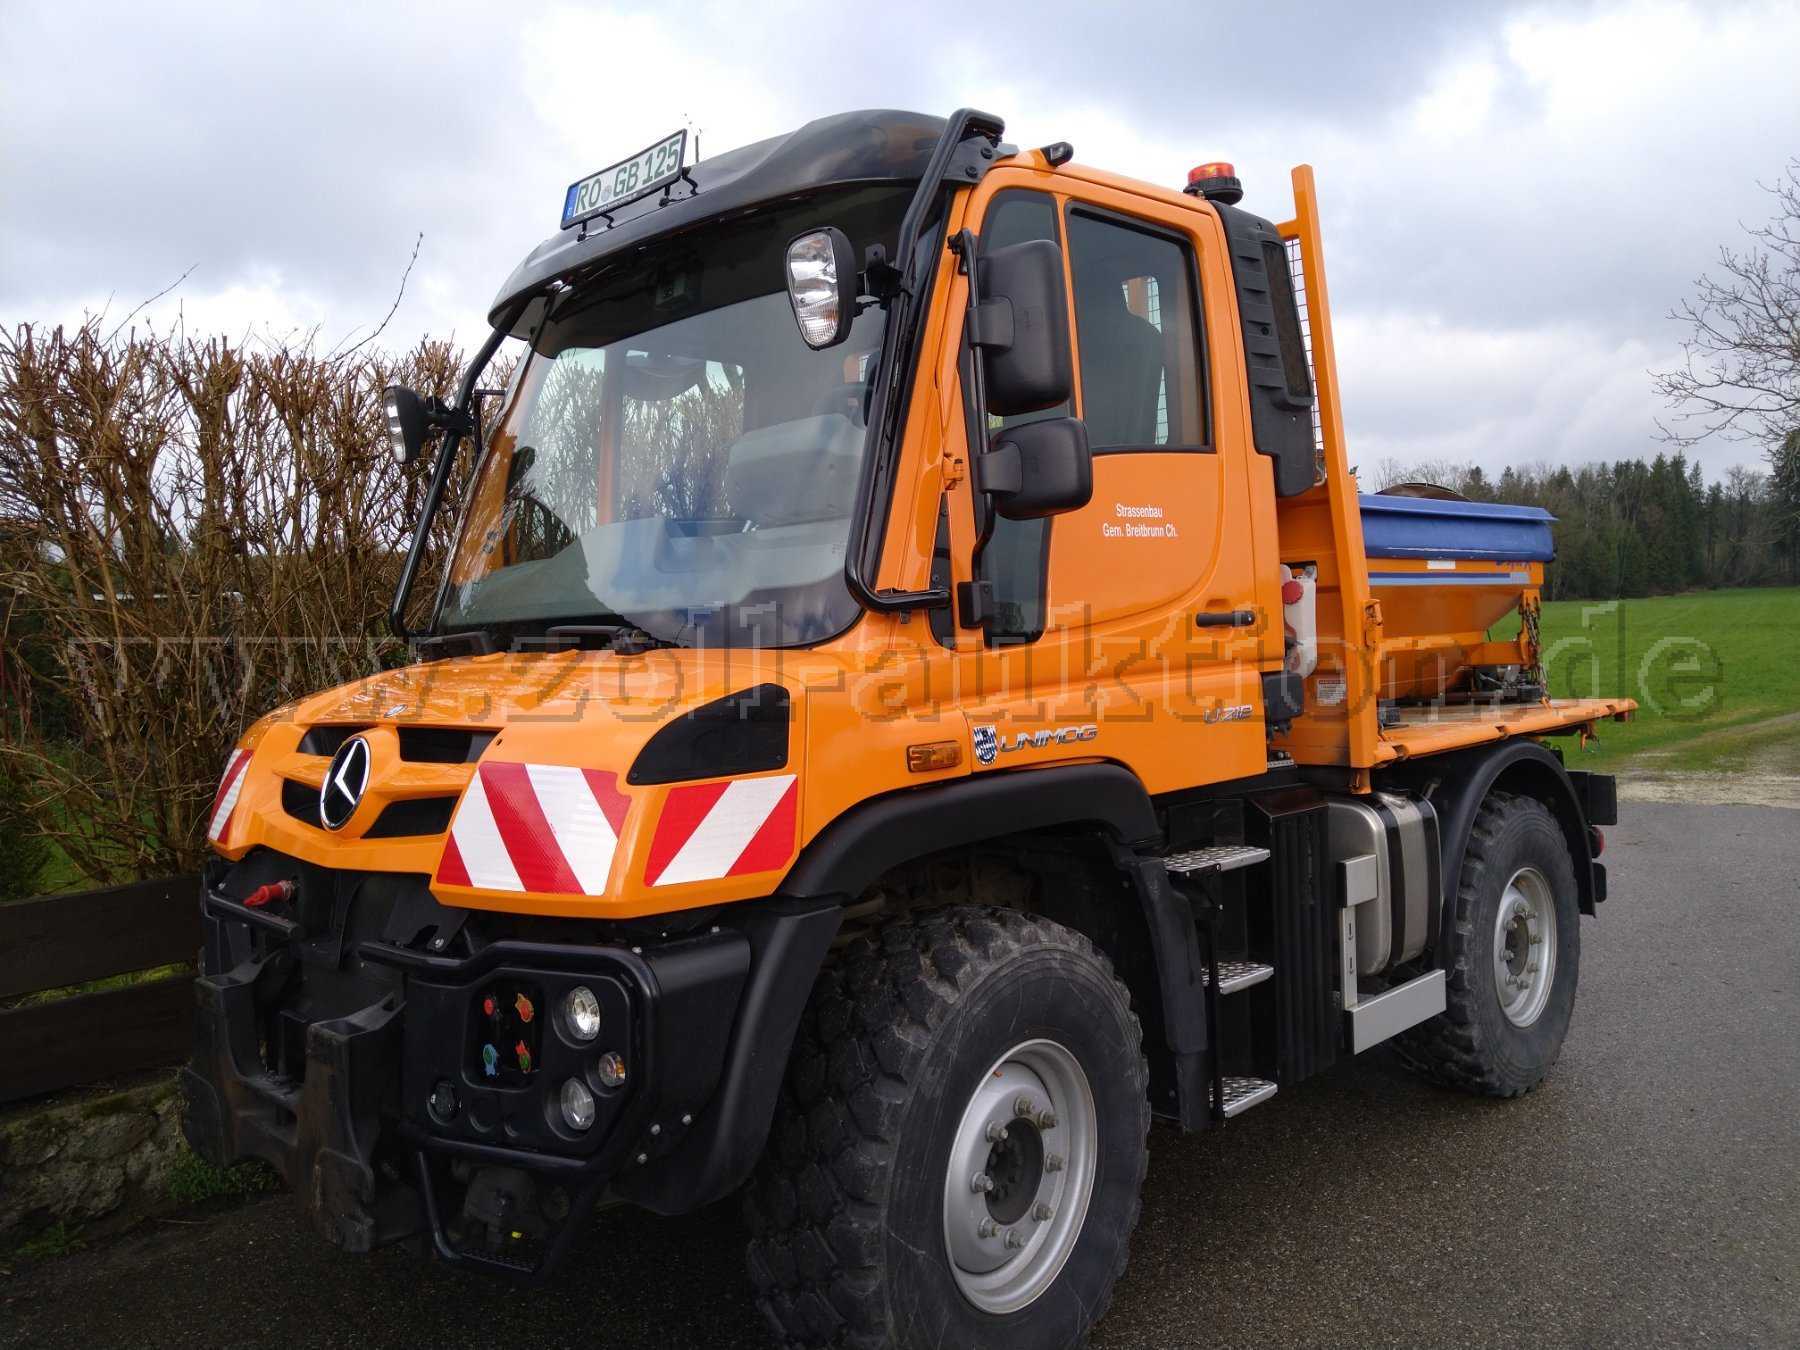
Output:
[1036, 1110, 1058, 1130]
[986, 1121, 1009, 1143]
[1033, 1202, 1054, 1222]
[1004, 1229, 1025, 1249]
[1013, 1094, 1037, 1116]
[1045, 1153, 1065, 1173]
[971, 1172, 994, 1194]
[977, 1217, 998, 1239]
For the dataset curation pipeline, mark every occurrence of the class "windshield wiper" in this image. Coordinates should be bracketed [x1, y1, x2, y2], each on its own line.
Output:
[412, 629, 499, 663]
[543, 621, 680, 654]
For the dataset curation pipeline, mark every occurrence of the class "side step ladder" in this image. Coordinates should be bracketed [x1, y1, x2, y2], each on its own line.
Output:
[1218, 1076, 1279, 1117]
[1163, 845, 1279, 1121]
[1163, 844, 1268, 878]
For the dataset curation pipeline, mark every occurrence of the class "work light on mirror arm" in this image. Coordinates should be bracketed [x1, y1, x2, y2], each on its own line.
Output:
[382, 384, 477, 465]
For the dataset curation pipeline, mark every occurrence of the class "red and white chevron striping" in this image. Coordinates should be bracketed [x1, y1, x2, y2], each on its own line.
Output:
[436, 762, 632, 895]
[643, 773, 798, 887]
[208, 748, 252, 844]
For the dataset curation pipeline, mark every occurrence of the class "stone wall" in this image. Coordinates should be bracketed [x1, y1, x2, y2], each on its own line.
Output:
[0, 1072, 187, 1245]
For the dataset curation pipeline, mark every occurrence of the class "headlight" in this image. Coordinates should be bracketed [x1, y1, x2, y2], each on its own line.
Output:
[785, 227, 856, 350]
[596, 1051, 627, 1089]
[560, 985, 602, 1042]
[560, 1077, 596, 1131]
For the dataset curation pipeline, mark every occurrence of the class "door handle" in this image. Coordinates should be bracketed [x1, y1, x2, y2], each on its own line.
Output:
[1194, 609, 1256, 629]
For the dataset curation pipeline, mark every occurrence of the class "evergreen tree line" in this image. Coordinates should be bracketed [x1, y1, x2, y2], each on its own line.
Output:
[1374, 437, 1800, 601]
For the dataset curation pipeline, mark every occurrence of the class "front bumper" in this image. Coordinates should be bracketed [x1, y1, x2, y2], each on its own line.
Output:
[181, 859, 835, 1277]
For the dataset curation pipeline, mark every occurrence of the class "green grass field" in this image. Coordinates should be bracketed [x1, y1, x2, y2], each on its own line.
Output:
[1519, 586, 1800, 773]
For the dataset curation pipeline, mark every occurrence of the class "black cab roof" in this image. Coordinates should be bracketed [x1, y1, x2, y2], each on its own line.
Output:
[488, 109, 947, 336]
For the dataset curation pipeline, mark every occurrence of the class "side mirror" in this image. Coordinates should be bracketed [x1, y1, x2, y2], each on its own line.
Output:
[785, 227, 857, 350]
[983, 417, 1092, 520]
[974, 238, 1073, 415]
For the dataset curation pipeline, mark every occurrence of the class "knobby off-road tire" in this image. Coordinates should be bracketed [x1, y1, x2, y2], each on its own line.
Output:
[1396, 791, 1581, 1097]
[745, 907, 1150, 1350]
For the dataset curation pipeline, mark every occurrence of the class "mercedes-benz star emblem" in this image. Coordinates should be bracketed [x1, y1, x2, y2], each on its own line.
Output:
[319, 735, 372, 831]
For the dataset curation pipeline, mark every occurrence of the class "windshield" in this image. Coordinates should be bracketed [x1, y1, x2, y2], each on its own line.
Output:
[439, 186, 909, 648]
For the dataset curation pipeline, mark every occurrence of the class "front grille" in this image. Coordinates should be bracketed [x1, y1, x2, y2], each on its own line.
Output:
[397, 727, 496, 764]
[365, 796, 457, 838]
[298, 724, 369, 756]
[281, 777, 320, 825]
[294, 724, 493, 764]
[281, 779, 455, 838]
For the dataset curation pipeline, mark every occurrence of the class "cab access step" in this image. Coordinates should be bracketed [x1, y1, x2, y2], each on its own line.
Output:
[1160, 836, 1289, 1125]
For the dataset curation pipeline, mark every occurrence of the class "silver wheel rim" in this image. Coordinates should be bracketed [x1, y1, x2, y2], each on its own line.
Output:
[941, 1038, 1097, 1315]
[1493, 865, 1557, 1027]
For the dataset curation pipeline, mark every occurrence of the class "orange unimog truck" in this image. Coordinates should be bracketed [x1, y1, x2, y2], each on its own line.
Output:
[184, 109, 1633, 1348]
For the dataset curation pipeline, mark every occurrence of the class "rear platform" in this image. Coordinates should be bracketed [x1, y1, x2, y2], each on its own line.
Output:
[1266, 166, 1634, 780]
[1375, 698, 1635, 763]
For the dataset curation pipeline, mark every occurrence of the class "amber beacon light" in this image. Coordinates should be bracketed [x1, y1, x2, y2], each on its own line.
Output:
[1183, 161, 1244, 205]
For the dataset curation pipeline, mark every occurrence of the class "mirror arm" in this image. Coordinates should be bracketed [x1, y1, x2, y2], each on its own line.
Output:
[860, 243, 906, 303]
[966, 298, 1015, 349]
[972, 442, 1021, 495]
[387, 322, 509, 642]
[841, 108, 1003, 617]
[951, 228, 1003, 630]
[424, 396, 475, 438]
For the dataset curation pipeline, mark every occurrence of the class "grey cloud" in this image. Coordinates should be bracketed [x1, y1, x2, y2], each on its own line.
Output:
[1, 1, 527, 331]
[3, 0, 1794, 480]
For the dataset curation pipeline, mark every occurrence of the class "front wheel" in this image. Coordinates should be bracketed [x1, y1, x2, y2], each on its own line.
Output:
[745, 908, 1149, 1350]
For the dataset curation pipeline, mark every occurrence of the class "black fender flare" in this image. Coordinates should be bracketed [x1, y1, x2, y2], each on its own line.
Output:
[613, 897, 841, 1216]
[787, 762, 1211, 1094]
[1379, 739, 1600, 963]
[781, 762, 1162, 898]
[622, 764, 1166, 1212]
[781, 764, 1213, 1120]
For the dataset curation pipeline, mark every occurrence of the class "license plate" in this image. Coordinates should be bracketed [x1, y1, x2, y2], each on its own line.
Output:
[561, 129, 687, 229]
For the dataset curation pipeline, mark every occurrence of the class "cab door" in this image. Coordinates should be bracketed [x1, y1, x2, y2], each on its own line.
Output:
[948, 175, 1267, 795]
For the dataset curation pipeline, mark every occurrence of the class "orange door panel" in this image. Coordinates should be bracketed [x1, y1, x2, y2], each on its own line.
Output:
[1045, 453, 1221, 631]
[940, 170, 1268, 795]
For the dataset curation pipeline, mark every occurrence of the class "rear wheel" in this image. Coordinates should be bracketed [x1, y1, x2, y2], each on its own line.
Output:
[745, 907, 1149, 1350]
[1396, 791, 1581, 1097]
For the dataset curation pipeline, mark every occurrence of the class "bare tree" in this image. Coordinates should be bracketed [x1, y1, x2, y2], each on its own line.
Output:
[1656, 160, 1800, 576]
[0, 318, 470, 881]
[1657, 159, 1800, 451]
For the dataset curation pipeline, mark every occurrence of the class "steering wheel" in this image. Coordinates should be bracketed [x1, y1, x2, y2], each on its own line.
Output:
[813, 380, 870, 427]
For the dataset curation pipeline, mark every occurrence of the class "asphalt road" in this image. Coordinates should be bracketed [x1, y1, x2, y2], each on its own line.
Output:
[5, 801, 1796, 1349]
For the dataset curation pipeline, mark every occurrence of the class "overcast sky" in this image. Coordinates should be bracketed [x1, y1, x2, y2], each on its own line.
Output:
[4, 0, 1797, 481]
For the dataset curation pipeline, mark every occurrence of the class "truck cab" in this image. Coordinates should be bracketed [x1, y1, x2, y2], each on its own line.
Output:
[184, 108, 1630, 1349]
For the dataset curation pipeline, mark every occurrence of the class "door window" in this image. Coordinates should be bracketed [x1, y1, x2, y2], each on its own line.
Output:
[1065, 209, 1207, 451]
